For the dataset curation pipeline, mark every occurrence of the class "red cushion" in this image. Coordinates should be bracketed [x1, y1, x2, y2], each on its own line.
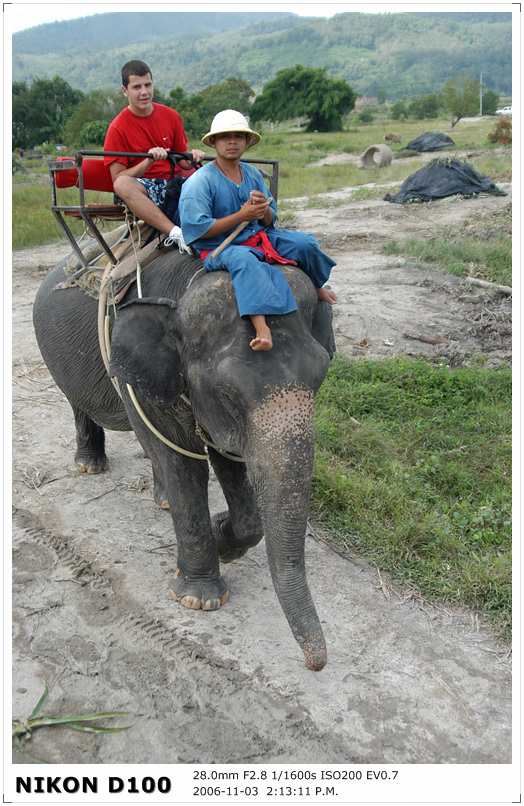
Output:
[54, 157, 114, 193]
[178, 165, 196, 179]
[54, 157, 78, 188]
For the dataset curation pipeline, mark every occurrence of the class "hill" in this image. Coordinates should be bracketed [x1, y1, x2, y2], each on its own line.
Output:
[12, 11, 512, 99]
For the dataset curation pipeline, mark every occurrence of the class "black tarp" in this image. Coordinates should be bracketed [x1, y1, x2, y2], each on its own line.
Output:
[383, 158, 508, 205]
[402, 132, 455, 152]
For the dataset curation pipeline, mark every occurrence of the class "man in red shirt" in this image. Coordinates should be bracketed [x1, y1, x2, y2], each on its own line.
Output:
[104, 60, 205, 239]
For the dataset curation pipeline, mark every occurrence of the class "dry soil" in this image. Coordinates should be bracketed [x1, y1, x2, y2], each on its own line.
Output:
[11, 176, 512, 767]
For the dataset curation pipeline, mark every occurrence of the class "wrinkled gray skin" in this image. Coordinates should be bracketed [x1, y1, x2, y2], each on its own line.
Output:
[33, 248, 335, 670]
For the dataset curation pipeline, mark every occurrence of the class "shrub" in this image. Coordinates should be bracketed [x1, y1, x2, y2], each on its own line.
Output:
[488, 117, 511, 145]
[358, 110, 374, 124]
[391, 100, 408, 120]
[77, 120, 110, 148]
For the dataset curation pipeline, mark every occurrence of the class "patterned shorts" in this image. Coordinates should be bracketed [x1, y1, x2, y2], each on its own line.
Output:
[114, 177, 168, 207]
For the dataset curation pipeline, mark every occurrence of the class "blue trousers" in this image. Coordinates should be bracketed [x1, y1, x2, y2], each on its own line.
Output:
[203, 229, 336, 319]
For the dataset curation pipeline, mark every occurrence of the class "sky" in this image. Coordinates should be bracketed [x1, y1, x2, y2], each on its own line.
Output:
[11, 0, 511, 33]
[10, 1, 511, 35]
[8, 3, 354, 34]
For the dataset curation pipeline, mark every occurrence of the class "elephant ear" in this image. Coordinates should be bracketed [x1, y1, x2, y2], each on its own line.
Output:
[109, 297, 184, 409]
[312, 299, 336, 360]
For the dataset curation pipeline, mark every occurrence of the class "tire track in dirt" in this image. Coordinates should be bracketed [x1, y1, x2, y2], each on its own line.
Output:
[12, 507, 355, 765]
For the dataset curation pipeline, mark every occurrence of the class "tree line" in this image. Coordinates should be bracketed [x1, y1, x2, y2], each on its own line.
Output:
[12, 11, 511, 102]
[12, 66, 499, 151]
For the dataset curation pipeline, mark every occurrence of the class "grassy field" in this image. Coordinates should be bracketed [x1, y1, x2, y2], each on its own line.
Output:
[311, 357, 512, 639]
[12, 114, 512, 638]
[12, 175, 120, 250]
[12, 113, 510, 250]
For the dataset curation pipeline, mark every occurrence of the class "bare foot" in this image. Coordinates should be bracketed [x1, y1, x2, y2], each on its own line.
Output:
[249, 315, 273, 351]
[317, 286, 337, 304]
[250, 334, 273, 351]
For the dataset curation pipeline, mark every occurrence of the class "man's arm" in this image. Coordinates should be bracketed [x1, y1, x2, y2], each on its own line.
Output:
[109, 147, 167, 184]
[110, 147, 205, 183]
[178, 148, 206, 171]
[201, 190, 273, 239]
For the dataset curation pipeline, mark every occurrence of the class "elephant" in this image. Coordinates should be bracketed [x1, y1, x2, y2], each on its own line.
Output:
[32, 246, 335, 670]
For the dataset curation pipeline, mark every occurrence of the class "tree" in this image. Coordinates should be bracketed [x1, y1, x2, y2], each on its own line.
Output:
[482, 89, 500, 116]
[12, 76, 84, 149]
[407, 94, 440, 120]
[199, 77, 254, 118]
[167, 87, 208, 140]
[63, 89, 126, 144]
[250, 65, 356, 132]
[358, 110, 374, 124]
[420, 94, 440, 119]
[440, 74, 482, 127]
[77, 120, 110, 148]
[407, 97, 424, 119]
[390, 99, 408, 120]
[166, 77, 254, 140]
[377, 88, 387, 105]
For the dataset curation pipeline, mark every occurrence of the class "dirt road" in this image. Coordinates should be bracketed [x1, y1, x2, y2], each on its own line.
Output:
[11, 181, 512, 769]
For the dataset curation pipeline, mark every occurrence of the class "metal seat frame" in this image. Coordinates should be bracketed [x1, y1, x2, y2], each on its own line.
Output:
[48, 150, 279, 270]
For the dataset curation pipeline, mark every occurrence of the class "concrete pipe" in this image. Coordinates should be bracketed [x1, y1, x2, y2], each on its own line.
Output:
[361, 144, 393, 169]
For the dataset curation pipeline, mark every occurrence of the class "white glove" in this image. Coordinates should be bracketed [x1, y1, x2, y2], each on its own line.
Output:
[164, 225, 192, 254]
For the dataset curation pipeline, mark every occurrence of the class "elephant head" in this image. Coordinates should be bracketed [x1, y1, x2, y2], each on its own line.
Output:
[109, 265, 334, 670]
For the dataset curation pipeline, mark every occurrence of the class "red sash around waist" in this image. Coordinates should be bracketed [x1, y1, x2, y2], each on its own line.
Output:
[200, 230, 297, 265]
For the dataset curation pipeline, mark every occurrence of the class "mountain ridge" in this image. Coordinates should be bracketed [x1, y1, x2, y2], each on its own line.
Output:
[12, 11, 512, 100]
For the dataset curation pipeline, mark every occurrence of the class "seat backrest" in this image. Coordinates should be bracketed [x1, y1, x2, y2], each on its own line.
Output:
[54, 156, 196, 192]
[54, 157, 115, 193]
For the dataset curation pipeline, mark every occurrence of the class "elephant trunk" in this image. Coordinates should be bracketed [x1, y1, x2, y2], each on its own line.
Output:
[245, 385, 327, 671]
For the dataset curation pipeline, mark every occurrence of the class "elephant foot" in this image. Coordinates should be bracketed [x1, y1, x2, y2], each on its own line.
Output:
[75, 455, 109, 474]
[168, 569, 229, 611]
[152, 468, 169, 509]
[212, 511, 250, 564]
[154, 489, 170, 510]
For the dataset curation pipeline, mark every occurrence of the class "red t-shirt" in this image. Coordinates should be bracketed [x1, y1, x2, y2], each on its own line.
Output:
[104, 103, 188, 179]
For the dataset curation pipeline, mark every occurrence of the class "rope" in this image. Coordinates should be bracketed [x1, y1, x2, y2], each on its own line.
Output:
[96, 241, 244, 463]
[125, 210, 144, 297]
[126, 384, 209, 461]
[96, 233, 245, 464]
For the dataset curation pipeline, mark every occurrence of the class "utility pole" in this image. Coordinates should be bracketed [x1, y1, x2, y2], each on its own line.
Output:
[479, 71, 483, 117]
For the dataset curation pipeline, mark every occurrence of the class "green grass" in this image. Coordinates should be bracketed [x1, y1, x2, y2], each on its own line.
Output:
[248, 113, 511, 200]
[12, 182, 120, 250]
[13, 682, 131, 763]
[312, 355, 512, 638]
[382, 197, 512, 287]
[384, 233, 512, 287]
[13, 116, 511, 249]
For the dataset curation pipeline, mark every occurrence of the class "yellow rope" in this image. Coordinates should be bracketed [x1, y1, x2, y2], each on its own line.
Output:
[96, 242, 244, 463]
[126, 384, 209, 460]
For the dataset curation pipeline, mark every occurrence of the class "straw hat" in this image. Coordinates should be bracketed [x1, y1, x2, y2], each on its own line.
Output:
[202, 110, 260, 148]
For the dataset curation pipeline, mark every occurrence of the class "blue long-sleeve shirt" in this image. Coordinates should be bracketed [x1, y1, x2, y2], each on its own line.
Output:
[179, 160, 277, 251]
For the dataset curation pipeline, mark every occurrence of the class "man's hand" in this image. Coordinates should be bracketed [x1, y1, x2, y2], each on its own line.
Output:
[147, 146, 168, 161]
[190, 148, 206, 164]
[201, 192, 273, 240]
[240, 190, 271, 222]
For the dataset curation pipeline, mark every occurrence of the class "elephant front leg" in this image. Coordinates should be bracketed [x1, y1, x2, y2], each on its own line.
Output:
[122, 394, 230, 611]
[73, 407, 109, 474]
[208, 449, 264, 564]
[151, 447, 229, 611]
[167, 495, 230, 610]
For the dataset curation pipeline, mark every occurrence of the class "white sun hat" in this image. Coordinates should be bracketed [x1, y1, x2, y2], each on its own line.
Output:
[202, 109, 261, 148]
